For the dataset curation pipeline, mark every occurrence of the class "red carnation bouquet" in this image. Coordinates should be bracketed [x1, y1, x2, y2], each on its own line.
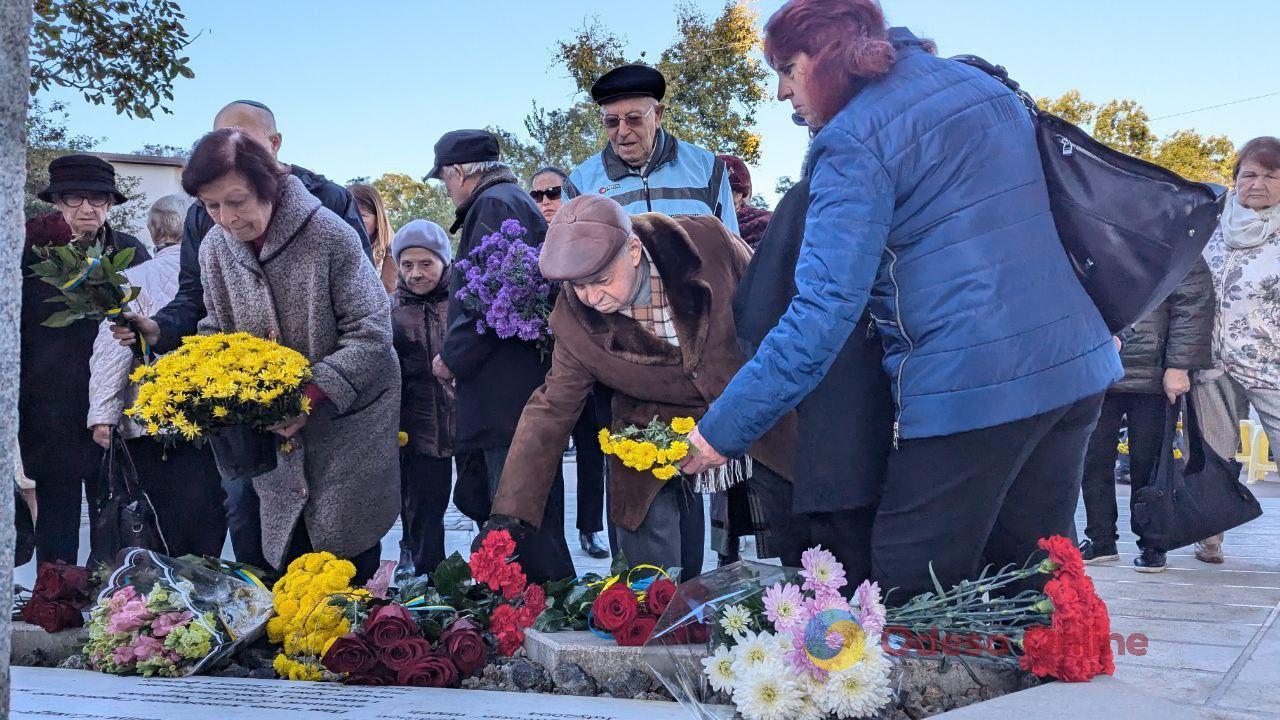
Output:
[19, 561, 95, 633]
[883, 535, 1114, 682]
[320, 530, 547, 686]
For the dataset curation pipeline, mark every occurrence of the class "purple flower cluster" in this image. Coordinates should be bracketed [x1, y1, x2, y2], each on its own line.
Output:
[455, 219, 554, 346]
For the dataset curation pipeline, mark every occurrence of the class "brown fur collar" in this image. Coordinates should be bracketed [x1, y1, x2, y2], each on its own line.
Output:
[563, 213, 711, 367]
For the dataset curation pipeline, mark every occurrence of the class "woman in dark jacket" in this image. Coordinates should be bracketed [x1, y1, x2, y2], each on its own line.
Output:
[1079, 259, 1214, 572]
[390, 220, 456, 576]
[21, 154, 150, 563]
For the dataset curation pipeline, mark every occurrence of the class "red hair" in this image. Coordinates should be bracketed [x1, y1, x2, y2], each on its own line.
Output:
[763, 0, 895, 125]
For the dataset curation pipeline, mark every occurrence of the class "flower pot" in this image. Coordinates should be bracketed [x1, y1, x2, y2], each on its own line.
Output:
[208, 425, 278, 481]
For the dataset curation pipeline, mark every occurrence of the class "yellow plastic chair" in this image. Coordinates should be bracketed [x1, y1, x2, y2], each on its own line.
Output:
[1236, 420, 1256, 464]
[1248, 429, 1277, 484]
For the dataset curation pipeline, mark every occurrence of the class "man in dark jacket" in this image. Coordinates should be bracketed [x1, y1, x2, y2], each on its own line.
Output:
[429, 129, 574, 583]
[22, 155, 151, 563]
[113, 100, 370, 570]
[1079, 259, 1214, 572]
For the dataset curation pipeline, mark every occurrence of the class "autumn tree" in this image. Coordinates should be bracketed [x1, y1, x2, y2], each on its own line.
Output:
[499, 0, 769, 174]
[1039, 91, 1237, 185]
[370, 173, 456, 244]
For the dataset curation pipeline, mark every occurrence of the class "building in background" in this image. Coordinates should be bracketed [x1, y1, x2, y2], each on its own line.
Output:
[92, 152, 186, 249]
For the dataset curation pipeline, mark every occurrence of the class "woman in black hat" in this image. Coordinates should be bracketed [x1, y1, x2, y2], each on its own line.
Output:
[20, 154, 150, 564]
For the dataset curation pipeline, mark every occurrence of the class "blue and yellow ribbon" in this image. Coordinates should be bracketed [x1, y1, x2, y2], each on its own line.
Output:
[60, 257, 101, 291]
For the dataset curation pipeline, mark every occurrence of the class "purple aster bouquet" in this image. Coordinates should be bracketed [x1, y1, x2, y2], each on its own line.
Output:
[455, 219, 554, 354]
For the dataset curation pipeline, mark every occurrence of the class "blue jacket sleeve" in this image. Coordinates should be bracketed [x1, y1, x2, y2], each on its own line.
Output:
[698, 127, 894, 456]
[716, 164, 741, 236]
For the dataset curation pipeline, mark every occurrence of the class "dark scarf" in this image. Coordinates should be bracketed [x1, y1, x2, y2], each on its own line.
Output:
[450, 167, 521, 233]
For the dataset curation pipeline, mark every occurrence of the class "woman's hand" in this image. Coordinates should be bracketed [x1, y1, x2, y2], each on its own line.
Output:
[270, 414, 308, 439]
[679, 426, 729, 476]
[91, 424, 113, 448]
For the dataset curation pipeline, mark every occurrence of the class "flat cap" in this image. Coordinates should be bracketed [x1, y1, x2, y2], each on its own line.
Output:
[590, 63, 666, 105]
[539, 195, 633, 282]
[426, 129, 500, 180]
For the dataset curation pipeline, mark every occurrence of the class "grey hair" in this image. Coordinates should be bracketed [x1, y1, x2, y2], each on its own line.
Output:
[451, 160, 508, 179]
[147, 193, 193, 245]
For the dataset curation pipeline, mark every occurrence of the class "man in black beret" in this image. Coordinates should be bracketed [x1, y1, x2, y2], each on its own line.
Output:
[23, 154, 151, 563]
[565, 63, 739, 235]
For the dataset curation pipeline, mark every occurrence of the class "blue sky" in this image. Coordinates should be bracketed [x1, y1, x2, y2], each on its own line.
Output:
[45, 0, 1280, 204]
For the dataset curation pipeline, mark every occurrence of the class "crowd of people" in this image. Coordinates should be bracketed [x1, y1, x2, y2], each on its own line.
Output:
[17, 0, 1279, 596]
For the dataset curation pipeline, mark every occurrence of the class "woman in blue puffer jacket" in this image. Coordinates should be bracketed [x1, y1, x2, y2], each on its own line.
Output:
[683, 0, 1122, 597]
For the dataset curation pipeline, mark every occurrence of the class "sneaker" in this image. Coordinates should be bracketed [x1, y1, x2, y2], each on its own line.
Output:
[1194, 541, 1225, 564]
[1078, 539, 1119, 565]
[1134, 550, 1167, 573]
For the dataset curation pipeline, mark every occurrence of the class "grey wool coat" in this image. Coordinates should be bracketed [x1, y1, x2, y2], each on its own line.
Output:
[198, 175, 401, 567]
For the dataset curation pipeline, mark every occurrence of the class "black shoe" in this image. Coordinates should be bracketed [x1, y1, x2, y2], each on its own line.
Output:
[579, 532, 610, 559]
[1134, 549, 1167, 573]
[1078, 539, 1119, 565]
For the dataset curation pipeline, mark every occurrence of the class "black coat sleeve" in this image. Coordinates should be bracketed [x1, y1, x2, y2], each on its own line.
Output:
[151, 204, 210, 354]
[1164, 257, 1214, 371]
[312, 181, 373, 262]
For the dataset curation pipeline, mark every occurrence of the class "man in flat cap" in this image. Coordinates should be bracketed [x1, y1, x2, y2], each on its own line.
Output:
[565, 64, 739, 235]
[22, 154, 151, 563]
[478, 196, 791, 580]
[429, 129, 575, 583]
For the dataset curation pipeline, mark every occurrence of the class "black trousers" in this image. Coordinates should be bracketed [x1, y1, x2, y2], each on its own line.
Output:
[484, 443, 576, 584]
[400, 452, 454, 574]
[1081, 391, 1166, 551]
[30, 432, 102, 563]
[746, 464, 875, 584]
[871, 394, 1103, 600]
[127, 438, 227, 558]
[222, 474, 268, 570]
[279, 520, 382, 587]
[570, 402, 606, 535]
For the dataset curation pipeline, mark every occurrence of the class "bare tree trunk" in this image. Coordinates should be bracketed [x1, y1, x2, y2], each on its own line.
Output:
[0, 0, 32, 715]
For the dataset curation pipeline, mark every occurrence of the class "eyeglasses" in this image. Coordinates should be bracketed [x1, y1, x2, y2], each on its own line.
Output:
[602, 104, 656, 130]
[530, 186, 563, 202]
[58, 192, 111, 208]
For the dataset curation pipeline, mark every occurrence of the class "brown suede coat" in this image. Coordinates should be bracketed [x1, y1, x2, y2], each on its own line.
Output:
[491, 213, 794, 532]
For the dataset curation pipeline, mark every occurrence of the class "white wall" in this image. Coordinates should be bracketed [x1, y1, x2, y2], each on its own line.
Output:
[102, 159, 185, 250]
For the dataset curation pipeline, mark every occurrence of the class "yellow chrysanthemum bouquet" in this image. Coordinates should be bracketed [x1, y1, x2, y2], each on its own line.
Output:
[268, 552, 369, 681]
[598, 416, 695, 481]
[127, 333, 312, 477]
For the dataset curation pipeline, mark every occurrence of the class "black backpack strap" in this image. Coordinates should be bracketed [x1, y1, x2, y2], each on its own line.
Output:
[950, 54, 1039, 115]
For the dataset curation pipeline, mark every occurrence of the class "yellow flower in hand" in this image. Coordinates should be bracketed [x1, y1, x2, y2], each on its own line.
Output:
[653, 465, 679, 481]
[671, 417, 696, 435]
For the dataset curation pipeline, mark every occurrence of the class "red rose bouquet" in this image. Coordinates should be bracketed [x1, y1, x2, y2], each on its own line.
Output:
[20, 561, 94, 633]
[538, 554, 682, 648]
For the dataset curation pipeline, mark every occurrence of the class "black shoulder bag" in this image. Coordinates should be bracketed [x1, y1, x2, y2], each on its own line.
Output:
[951, 54, 1227, 333]
[91, 429, 170, 565]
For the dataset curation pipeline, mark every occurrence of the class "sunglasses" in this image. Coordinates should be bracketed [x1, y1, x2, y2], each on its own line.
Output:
[58, 192, 111, 208]
[602, 104, 656, 130]
[530, 186, 563, 202]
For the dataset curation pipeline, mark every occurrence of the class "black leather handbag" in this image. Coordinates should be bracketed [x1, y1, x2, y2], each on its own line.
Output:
[91, 430, 169, 565]
[1131, 396, 1263, 551]
[952, 55, 1227, 333]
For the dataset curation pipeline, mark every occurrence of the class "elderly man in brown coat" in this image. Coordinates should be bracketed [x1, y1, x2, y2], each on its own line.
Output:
[482, 195, 791, 580]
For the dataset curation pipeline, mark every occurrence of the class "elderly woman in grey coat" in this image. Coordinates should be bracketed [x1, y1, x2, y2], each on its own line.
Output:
[182, 128, 400, 582]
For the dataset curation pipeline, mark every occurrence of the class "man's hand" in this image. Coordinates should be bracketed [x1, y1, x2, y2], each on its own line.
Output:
[432, 354, 454, 381]
[111, 313, 161, 349]
[1164, 368, 1191, 405]
[679, 426, 729, 476]
[91, 424, 113, 448]
[269, 414, 308, 439]
[1113, 336, 1122, 352]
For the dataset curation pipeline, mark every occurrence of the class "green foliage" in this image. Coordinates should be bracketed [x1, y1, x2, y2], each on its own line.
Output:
[369, 172, 456, 246]
[774, 175, 795, 197]
[135, 142, 190, 159]
[29, 240, 141, 327]
[495, 1, 769, 175]
[1039, 90, 1239, 185]
[30, 0, 195, 118]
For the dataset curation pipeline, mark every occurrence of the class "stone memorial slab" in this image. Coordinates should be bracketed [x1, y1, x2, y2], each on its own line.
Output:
[524, 629, 708, 686]
[11, 666, 705, 720]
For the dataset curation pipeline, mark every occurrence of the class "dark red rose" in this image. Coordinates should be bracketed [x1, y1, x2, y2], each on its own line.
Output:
[22, 597, 84, 633]
[32, 562, 92, 603]
[439, 627, 487, 675]
[449, 617, 481, 633]
[365, 603, 419, 646]
[376, 637, 432, 671]
[646, 579, 676, 617]
[345, 663, 396, 686]
[396, 653, 460, 688]
[591, 586, 639, 633]
[615, 614, 658, 647]
[322, 633, 378, 675]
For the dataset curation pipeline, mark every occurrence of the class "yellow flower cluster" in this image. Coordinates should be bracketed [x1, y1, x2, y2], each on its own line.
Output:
[127, 332, 311, 441]
[267, 551, 368, 681]
[598, 417, 694, 481]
